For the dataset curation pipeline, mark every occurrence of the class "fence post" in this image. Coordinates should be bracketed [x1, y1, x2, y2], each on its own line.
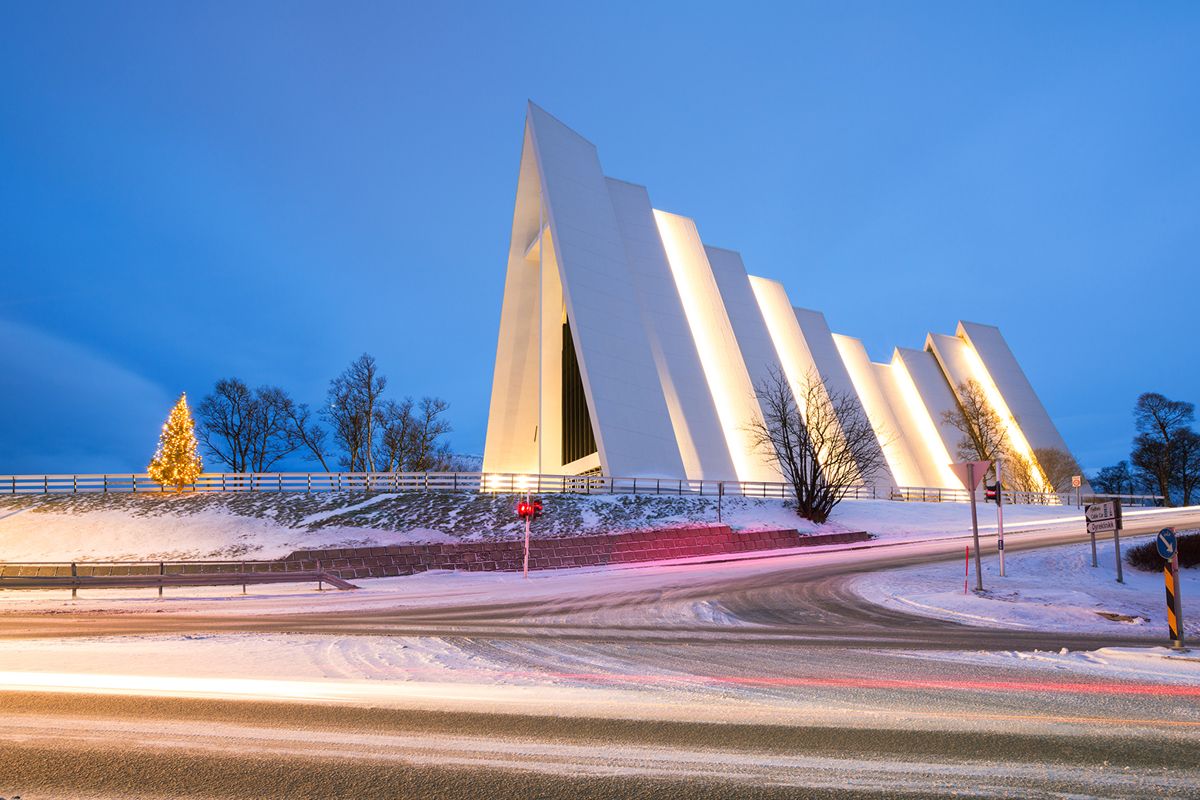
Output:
[71, 562, 77, 599]
[73, 475, 77, 494]
[44, 475, 48, 493]
[242, 561, 246, 594]
[158, 562, 164, 598]
[103, 475, 108, 494]
[317, 559, 323, 592]
[278, 474, 283, 492]
[132, 474, 137, 493]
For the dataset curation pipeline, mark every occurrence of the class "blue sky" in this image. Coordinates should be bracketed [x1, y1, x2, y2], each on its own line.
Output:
[1, 1, 1197, 475]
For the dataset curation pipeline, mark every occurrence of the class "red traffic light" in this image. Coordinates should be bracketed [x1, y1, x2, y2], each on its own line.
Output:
[516, 499, 543, 519]
[984, 483, 1001, 506]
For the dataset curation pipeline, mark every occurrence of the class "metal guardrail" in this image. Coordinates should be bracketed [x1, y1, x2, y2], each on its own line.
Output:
[0, 471, 1164, 507]
[0, 559, 357, 593]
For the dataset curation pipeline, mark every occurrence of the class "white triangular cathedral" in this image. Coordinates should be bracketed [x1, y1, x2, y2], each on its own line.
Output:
[483, 103, 1083, 492]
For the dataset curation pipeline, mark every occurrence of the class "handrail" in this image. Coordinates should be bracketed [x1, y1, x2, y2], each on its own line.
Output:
[0, 471, 1165, 507]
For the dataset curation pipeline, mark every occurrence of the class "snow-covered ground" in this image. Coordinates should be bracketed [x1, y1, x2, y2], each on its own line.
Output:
[890, 646, 1200, 684]
[852, 533, 1200, 638]
[0, 489, 1095, 561]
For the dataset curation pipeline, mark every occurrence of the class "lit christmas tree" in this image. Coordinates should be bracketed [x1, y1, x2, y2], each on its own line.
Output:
[148, 393, 203, 491]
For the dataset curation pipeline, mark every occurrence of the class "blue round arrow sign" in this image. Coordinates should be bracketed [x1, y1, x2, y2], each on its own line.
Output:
[1157, 528, 1177, 560]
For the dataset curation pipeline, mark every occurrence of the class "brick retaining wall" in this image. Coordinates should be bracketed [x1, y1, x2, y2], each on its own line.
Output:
[286, 525, 871, 580]
[0, 526, 870, 580]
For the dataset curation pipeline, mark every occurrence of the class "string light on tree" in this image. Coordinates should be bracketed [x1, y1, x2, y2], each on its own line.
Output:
[148, 393, 203, 491]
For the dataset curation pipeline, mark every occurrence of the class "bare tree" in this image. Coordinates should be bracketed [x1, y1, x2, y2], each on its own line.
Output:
[198, 379, 331, 473]
[197, 380, 306, 473]
[279, 395, 331, 471]
[1174, 429, 1200, 506]
[941, 378, 1053, 492]
[941, 379, 1008, 470]
[411, 397, 453, 471]
[373, 396, 453, 472]
[747, 366, 887, 523]
[246, 386, 301, 472]
[1130, 392, 1196, 506]
[325, 353, 387, 472]
[1090, 461, 1138, 496]
[1032, 447, 1081, 493]
[197, 378, 256, 472]
[374, 397, 416, 472]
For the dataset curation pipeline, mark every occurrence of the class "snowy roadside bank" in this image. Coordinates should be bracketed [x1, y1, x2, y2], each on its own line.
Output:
[851, 534, 1200, 639]
[0, 490, 1089, 562]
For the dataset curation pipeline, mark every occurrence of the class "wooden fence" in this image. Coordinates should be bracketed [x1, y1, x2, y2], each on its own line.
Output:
[0, 471, 1164, 507]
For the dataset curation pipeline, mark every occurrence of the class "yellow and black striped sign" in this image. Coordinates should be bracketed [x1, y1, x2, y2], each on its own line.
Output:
[1165, 559, 1183, 645]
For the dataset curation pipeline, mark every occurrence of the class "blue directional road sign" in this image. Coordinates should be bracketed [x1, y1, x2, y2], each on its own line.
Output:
[1157, 528, 1178, 561]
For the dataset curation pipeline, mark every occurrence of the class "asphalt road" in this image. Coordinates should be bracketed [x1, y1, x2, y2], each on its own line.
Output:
[2, 508, 1199, 798]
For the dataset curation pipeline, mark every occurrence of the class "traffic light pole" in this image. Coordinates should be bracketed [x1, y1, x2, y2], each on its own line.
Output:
[996, 460, 1005, 578]
[969, 462, 983, 592]
[523, 490, 531, 579]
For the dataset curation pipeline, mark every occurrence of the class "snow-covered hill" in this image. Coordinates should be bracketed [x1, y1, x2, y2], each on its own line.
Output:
[0, 490, 1079, 562]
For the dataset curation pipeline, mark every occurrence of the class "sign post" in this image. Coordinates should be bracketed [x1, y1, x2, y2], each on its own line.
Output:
[950, 460, 991, 593]
[1084, 501, 1118, 582]
[996, 460, 1005, 578]
[516, 494, 543, 579]
[1072, 474, 1082, 508]
[1158, 528, 1185, 650]
[1085, 500, 1123, 582]
[964, 545, 969, 594]
[1113, 500, 1124, 584]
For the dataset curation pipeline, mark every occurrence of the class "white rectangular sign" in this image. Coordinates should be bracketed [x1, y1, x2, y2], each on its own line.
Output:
[1085, 502, 1117, 522]
[1087, 519, 1117, 534]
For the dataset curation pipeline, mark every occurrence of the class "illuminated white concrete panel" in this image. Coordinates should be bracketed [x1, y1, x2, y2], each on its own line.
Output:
[894, 346, 964, 487]
[529, 105, 685, 478]
[606, 179, 736, 481]
[535, 228, 564, 471]
[956, 321, 1084, 489]
[749, 282, 894, 487]
[833, 335, 925, 488]
[483, 125, 545, 475]
[792, 308, 895, 488]
[926, 331, 1045, 488]
[653, 211, 773, 483]
[704, 247, 781, 402]
[747, 277, 819, 404]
